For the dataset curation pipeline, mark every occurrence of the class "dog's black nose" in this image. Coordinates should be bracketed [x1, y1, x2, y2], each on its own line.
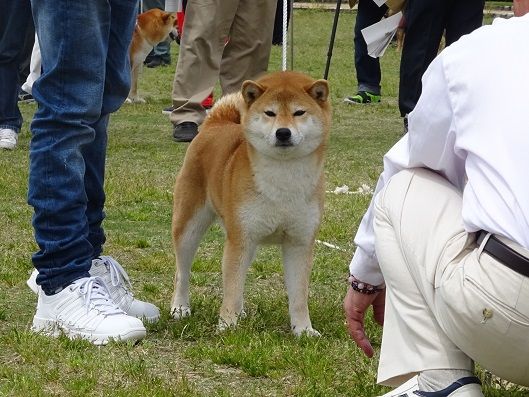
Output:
[275, 128, 291, 142]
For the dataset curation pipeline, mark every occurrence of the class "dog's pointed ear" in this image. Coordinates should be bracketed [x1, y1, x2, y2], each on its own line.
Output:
[307, 80, 329, 103]
[162, 12, 174, 22]
[242, 80, 265, 106]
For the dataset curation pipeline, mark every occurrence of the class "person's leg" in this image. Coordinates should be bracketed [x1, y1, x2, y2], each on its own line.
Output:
[151, 39, 171, 64]
[28, 0, 149, 344]
[29, 0, 113, 294]
[354, 0, 387, 95]
[170, 0, 237, 127]
[219, 0, 277, 95]
[0, 0, 33, 136]
[375, 167, 529, 390]
[17, 16, 35, 90]
[444, 0, 484, 46]
[272, 0, 290, 45]
[84, 0, 137, 259]
[398, 0, 447, 117]
[372, 168, 475, 387]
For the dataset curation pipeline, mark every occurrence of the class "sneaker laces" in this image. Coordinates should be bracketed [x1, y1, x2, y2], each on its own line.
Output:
[98, 256, 134, 294]
[76, 277, 124, 316]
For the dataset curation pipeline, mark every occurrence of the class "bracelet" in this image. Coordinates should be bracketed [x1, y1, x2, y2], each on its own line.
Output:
[348, 274, 385, 295]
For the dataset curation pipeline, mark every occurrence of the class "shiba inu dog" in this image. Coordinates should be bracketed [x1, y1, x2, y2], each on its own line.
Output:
[170, 71, 331, 336]
[127, 9, 177, 103]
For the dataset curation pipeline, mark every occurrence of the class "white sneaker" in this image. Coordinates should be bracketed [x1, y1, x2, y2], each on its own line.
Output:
[32, 276, 146, 345]
[27, 257, 160, 322]
[379, 375, 483, 397]
[0, 128, 18, 150]
[90, 256, 160, 322]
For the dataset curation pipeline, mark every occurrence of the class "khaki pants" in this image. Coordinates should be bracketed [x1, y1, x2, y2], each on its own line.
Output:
[374, 168, 529, 387]
[170, 0, 276, 126]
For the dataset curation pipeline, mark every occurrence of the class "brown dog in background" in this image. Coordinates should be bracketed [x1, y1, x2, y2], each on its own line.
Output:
[170, 71, 332, 336]
[127, 9, 177, 103]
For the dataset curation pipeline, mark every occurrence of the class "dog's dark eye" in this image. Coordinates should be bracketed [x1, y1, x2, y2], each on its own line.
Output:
[293, 110, 306, 117]
[264, 110, 276, 117]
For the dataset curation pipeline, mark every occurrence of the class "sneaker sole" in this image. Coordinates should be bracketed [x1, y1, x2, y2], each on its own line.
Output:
[32, 316, 146, 345]
[142, 314, 161, 323]
[172, 137, 195, 143]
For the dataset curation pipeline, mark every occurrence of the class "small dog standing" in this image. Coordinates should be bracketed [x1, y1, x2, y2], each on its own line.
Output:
[127, 9, 177, 103]
[170, 71, 331, 336]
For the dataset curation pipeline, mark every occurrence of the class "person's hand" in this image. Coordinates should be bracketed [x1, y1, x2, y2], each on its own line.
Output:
[514, 0, 529, 17]
[343, 285, 385, 358]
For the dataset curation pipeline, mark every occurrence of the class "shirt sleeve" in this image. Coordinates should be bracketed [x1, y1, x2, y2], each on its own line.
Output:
[349, 54, 465, 285]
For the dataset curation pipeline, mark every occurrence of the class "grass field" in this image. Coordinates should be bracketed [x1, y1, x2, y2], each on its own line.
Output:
[0, 7, 526, 397]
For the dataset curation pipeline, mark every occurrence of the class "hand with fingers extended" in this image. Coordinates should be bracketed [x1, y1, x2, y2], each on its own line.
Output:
[343, 285, 385, 358]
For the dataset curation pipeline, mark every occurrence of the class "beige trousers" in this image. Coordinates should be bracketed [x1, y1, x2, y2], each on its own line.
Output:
[170, 0, 276, 126]
[373, 168, 529, 387]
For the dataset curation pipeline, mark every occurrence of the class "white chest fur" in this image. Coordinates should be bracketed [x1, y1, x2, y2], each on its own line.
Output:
[237, 154, 323, 244]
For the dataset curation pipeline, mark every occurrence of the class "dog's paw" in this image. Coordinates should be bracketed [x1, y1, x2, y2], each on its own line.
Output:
[216, 312, 243, 332]
[216, 318, 236, 333]
[291, 326, 321, 337]
[171, 305, 191, 320]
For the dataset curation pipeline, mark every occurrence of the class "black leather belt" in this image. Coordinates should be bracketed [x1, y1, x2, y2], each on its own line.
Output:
[477, 231, 529, 278]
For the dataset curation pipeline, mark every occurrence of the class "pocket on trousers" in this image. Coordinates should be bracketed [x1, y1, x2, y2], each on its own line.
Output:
[464, 272, 529, 334]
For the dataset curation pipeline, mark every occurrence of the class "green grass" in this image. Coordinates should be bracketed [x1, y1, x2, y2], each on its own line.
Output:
[0, 8, 525, 397]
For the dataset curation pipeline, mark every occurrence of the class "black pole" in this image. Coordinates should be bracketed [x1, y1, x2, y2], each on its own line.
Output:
[323, 0, 342, 80]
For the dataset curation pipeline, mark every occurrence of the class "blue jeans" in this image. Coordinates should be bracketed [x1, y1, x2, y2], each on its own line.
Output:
[0, 0, 33, 133]
[28, 0, 138, 294]
[353, 0, 387, 95]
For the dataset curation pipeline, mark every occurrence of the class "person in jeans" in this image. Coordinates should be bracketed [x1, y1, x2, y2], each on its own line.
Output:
[28, 0, 159, 345]
[0, 0, 34, 150]
[344, 0, 387, 105]
[343, 11, 529, 397]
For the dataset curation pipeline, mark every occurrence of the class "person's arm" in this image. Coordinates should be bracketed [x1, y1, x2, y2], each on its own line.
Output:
[345, 54, 466, 356]
[349, 54, 463, 285]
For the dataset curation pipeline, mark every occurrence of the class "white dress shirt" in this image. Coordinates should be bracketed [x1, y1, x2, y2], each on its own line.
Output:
[349, 14, 529, 285]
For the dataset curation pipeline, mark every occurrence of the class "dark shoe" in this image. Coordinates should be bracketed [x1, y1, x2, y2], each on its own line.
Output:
[18, 90, 34, 103]
[143, 53, 155, 65]
[146, 56, 170, 68]
[173, 122, 198, 143]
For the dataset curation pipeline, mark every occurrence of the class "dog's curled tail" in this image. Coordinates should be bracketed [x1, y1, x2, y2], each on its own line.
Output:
[202, 92, 245, 127]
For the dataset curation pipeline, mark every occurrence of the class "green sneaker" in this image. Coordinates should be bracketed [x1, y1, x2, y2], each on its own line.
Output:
[344, 91, 381, 104]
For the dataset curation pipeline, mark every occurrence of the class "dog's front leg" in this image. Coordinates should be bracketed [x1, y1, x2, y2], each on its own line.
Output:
[218, 238, 256, 331]
[127, 62, 145, 103]
[282, 242, 320, 337]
